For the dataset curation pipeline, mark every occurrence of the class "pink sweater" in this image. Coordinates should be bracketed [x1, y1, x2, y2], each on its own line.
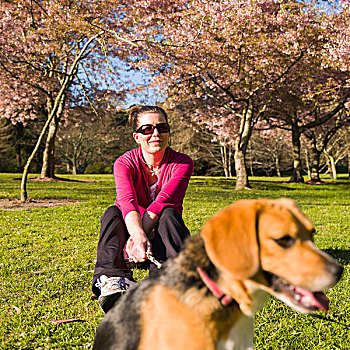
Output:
[114, 146, 194, 220]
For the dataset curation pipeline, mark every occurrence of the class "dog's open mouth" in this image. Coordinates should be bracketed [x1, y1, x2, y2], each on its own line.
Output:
[264, 271, 329, 312]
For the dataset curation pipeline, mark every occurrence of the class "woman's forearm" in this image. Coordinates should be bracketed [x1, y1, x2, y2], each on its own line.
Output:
[125, 211, 145, 237]
[124, 211, 150, 262]
[125, 210, 158, 236]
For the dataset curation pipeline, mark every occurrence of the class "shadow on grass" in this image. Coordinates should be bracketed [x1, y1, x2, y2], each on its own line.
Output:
[11, 176, 98, 183]
[252, 184, 298, 191]
[310, 313, 350, 330]
[190, 178, 297, 191]
[30, 176, 98, 183]
[252, 179, 350, 189]
[324, 249, 350, 266]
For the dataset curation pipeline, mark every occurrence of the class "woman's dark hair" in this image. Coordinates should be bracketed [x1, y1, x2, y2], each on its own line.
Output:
[128, 105, 168, 131]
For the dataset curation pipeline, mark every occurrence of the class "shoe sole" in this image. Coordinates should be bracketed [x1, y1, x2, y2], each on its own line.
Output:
[99, 292, 123, 313]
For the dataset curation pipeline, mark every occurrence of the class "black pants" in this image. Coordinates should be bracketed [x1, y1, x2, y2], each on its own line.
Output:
[92, 206, 190, 296]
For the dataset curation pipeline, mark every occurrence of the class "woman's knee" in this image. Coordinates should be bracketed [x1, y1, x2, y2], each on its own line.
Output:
[155, 208, 189, 254]
[158, 207, 181, 225]
[158, 207, 189, 238]
[101, 205, 122, 223]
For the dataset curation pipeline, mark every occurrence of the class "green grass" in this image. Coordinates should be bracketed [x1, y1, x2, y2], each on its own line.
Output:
[0, 173, 349, 349]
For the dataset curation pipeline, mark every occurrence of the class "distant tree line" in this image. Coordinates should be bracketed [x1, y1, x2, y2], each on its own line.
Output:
[1, 105, 349, 179]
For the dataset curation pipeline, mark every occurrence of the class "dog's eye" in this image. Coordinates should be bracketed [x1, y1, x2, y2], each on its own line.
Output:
[274, 235, 295, 248]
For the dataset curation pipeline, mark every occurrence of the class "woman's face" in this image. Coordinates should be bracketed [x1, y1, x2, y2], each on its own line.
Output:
[133, 112, 169, 156]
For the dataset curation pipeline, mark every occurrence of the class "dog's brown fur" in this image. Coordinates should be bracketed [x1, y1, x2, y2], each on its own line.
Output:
[93, 199, 343, 350]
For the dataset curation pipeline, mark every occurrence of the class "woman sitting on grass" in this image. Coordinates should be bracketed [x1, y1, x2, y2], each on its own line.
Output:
[92, 105, 194, 313]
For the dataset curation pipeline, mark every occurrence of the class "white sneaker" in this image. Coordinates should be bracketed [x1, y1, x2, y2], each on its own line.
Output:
[95, 276, 136, 313]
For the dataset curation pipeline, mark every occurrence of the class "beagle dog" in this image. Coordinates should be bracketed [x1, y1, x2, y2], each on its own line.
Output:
[93, 198, 343, 350]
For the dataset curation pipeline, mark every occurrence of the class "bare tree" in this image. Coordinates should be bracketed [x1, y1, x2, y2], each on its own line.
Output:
[247, 130, 293, 177]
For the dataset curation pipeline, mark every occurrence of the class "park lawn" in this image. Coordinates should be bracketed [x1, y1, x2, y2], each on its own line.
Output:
[0, 173, 349, 349]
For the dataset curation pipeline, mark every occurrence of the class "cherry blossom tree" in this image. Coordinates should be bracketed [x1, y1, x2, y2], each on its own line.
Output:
[142, 0, 350, 188]
[0, 0, 187, 201]
[260, 1, 350, 182]
[0, 2, 107, 199]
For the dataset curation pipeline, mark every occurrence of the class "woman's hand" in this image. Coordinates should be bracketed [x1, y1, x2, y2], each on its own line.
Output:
[125, 232, 152, 263]
[124, 210, 154, 263]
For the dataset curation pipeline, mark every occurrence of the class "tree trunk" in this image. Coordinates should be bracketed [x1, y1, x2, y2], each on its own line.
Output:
[248, 142, 254, 177]
[308, 144, 321, 182]
[15, 142, 22, 172]
[15, 122, 24, 172]
[40, 86, 68, 179]
[20, 106, 60, 201]
[235, 146, 249, 188]
[41, 116, 58, 178]
[234, 98, 254, 189]
[220, 143, 233, 177]
[275, 155, 281, 177]
[66, 158, 70, 174]
[228, 145, 232, 177]
[249, 160, 254, 177]
[220, 145, 229, 177]
[348, 148, 350, 180]
[289, 124, 304, 183]
[327, 154, 337, 180]
[304, 148, 311, 179]
[21, 89, 67, 200]
[72, 150, 77, 175]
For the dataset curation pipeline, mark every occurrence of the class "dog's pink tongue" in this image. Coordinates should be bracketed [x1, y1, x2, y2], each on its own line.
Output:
[295, 287, 329, 311]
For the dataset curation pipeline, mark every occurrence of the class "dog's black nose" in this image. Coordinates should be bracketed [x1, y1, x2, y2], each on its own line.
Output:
[329, 263, 343, 283]
[336, 264, 344, 282]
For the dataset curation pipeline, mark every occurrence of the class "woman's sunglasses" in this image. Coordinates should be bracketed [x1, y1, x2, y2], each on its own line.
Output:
[135, 122, 170, 135]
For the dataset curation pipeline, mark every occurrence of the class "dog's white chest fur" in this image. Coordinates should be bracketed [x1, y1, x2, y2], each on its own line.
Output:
[216, 316, 254, 350]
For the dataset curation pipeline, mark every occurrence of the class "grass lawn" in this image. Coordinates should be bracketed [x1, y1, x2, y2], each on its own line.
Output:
[0, 173, 349, 349]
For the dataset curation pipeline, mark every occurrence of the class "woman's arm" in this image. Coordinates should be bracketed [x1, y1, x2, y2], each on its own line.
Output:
[114, 156, 154, 262]
[114, 157, 148, 219]
[124, 211, 152, 262]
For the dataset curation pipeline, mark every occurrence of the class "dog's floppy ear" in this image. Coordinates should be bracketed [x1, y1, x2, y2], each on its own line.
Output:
[200, 200, 261, 279]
